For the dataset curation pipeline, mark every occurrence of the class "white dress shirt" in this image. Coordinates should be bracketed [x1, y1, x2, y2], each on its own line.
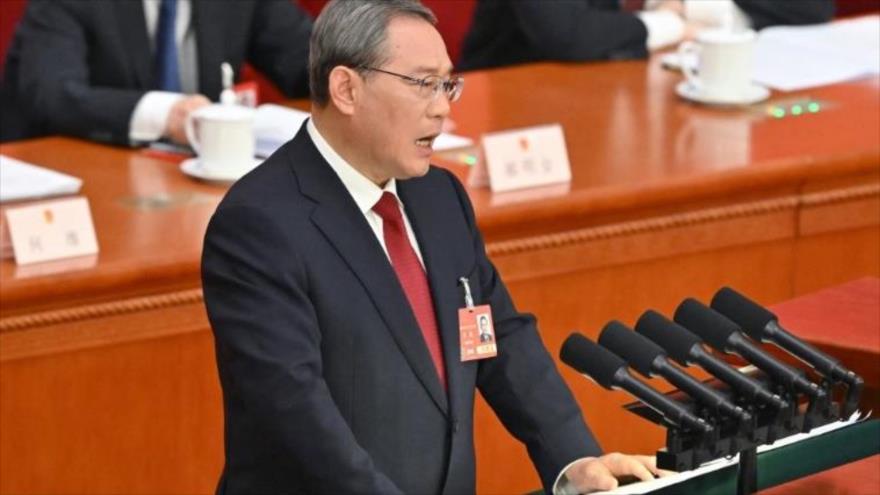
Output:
[638, 0, 752, 51]
[306, 119, 426, 268]
[129, 0, 199, 144]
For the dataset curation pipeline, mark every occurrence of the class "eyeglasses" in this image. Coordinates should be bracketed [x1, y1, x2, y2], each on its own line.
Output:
[360, 66, 464, 102]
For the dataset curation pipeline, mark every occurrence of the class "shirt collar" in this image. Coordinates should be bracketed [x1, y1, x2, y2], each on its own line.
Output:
[307, 118, 398, 214]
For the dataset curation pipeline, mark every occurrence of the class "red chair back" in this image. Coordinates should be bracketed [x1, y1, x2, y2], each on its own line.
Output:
[0, 0, 27, 78]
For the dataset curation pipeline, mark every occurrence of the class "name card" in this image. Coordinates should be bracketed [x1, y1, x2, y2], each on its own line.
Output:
[475, 124, 572, 193]
[5, 196, 99, 265]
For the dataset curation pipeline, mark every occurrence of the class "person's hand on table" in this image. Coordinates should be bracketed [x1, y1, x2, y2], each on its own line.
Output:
[566, 453, 675, 493]
[165, 94, 211, 145]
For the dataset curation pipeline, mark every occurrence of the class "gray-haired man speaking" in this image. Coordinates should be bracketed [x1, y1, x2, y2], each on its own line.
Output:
[202, 1, 665, 493]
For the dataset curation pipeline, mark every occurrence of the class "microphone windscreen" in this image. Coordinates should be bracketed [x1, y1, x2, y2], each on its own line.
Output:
[598, 320, 665, 376]
[674, 298, 740, 351]
[635, 310, 702, 365]
[711, 287, 778, 342]
[560, 333, 626, 389]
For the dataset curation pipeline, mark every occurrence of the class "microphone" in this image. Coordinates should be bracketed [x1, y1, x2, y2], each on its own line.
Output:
[711, 287, 860, 386]
[560, 333, 713, 433]
[635, 310, 788, 410]
[598, 321, 751, 423]
[674, 299, 824, 399]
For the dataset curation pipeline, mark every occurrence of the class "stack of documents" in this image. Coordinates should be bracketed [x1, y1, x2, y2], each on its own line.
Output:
[253, 104, 474, 158]
[754, 16, 880, 91]
[0, 155, 83, 203]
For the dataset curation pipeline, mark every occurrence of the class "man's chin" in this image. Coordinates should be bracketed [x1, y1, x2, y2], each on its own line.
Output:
[398, 160, 432, 180]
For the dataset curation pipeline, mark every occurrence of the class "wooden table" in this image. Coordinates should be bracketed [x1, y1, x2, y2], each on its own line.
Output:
[2, 56, 878, 494]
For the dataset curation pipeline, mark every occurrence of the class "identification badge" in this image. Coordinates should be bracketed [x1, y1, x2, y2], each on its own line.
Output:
[458, 277, 497, 361]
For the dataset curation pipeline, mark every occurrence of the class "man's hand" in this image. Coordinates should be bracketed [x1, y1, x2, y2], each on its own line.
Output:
[165, 94, 211, 145]
[565, 453, 674, 493]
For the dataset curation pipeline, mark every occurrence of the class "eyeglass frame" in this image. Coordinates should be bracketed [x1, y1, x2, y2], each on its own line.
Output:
[358, 66, 464, 102]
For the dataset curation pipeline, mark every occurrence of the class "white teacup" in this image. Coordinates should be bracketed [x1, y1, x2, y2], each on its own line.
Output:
[678, 29, 756, 102]
[185, 104, 255, 176]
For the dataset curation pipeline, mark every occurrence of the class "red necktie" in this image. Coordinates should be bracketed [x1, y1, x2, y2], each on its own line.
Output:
[373, 192, 446, 389]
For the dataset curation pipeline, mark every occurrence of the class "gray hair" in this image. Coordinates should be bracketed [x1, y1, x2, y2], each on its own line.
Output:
[309, 0, 437, 106]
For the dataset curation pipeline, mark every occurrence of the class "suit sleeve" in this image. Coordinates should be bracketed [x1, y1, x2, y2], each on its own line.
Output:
[734, 0, 835, 30]
[202, 204, 402, 494]
[12, 1, 144, 145]
[246, 0, 313, 98]
[511, 0, 648, 60]
[442, 171, 602, 493]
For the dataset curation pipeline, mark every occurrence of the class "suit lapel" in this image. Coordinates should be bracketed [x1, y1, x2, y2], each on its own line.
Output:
[192, 0, 223, 99]
[114, 1, 152, 88]
[289, 129, 449, 416]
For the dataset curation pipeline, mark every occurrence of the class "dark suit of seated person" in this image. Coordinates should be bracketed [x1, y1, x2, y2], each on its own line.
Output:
[0, 0, 312, 146]
[459, 0, 835, 71]
[201, 1, 671, 493]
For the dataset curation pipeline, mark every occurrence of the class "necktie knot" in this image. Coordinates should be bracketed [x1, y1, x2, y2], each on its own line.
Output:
[372, 192, 404, 229]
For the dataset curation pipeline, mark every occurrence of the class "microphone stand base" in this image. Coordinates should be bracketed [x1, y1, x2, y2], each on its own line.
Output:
[736, 446, 758, 495]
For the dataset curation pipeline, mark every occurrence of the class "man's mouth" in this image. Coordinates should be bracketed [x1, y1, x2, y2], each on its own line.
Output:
[415, 134, 439, 149]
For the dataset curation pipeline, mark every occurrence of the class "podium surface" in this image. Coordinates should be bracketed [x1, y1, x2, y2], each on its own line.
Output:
[652, 419, 880, 495]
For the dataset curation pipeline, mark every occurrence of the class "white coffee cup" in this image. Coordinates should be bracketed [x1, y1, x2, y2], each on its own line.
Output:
[185, 104, 255, 176]
[678, 29, 756, 102]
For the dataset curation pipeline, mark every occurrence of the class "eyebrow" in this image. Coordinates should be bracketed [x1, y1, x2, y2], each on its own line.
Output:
[409, 65, 455, 76]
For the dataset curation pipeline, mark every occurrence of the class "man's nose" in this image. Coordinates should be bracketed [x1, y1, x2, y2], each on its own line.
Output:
[428, 91, 451, 120]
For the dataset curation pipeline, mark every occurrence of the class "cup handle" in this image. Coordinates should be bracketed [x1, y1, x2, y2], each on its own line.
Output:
[678, 41, 701, 89]
[184, 112, 200, 154]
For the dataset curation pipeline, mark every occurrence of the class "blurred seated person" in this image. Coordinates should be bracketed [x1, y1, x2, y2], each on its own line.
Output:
[0, 0, 313, 146]
[459, 0, 834, 71]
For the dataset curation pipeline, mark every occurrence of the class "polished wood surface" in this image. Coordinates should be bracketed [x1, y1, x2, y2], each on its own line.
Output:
[0, 141, 222, 315]
[1, 55, 878, 494]
[450, 60, 879, 241]
[762, 454, 880, 495]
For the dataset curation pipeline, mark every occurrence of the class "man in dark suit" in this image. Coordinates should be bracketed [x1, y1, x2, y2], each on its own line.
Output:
[1, 0, 311, 145]
[459, 0, 835, 71]
[202, 0, 664, 493]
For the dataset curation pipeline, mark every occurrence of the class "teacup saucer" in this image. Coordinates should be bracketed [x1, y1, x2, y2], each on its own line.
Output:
[180, 157, 262, 184]
[676, 81, 770, 106]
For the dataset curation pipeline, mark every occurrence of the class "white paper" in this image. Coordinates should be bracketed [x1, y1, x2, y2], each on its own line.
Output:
[0, 155, 83, 203]
[753, 16, 880, 91]
[594, 411, 868, 494]
[252, 103, 473, 158]
[253, 104, 310, 157]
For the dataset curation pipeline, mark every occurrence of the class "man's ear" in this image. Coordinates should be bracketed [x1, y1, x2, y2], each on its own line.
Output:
[327, 66, 360, 116]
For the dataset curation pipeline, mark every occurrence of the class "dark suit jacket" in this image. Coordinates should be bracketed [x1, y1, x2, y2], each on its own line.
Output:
[1, 0, 311, 144]
[459, 0, 649, 71]
[201, 124, 601, 494]
[732, 0, 833, 30]
[459, 0, 834, 71]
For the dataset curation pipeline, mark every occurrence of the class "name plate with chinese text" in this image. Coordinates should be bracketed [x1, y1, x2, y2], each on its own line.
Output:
[5, 196, 99, 265]
[478, 124, 572, 193]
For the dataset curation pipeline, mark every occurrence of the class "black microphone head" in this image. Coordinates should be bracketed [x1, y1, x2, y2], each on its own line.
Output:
[674, 298, 741, 351]
[560, 333, 627, 389]
[635, 310, 703, 366]
[598, 320, 666, 377]
[711, 287, 778, 342]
